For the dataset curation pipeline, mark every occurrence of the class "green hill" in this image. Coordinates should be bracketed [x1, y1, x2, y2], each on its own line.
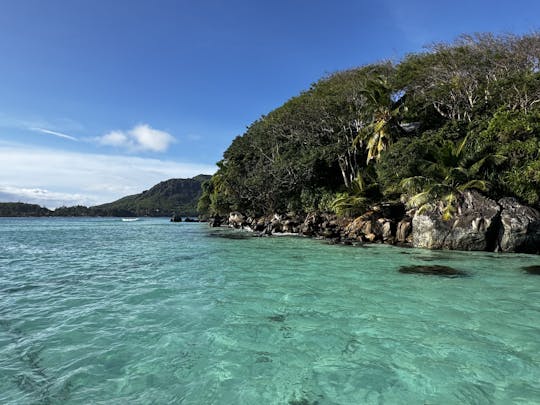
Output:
[93, 175, 211, 217]
[1, 175, 211, 217]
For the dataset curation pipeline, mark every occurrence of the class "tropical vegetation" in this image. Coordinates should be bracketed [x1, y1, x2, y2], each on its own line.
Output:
[199, 33, 540, 218]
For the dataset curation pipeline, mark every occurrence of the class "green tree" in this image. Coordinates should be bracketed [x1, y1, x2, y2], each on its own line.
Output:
[400, 136, 505, 219]
[199, 32, 540, 218]
[353, 74, 404, 163]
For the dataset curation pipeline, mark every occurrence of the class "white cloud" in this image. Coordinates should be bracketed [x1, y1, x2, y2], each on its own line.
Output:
[98, 124, 175, 152]
[99, 130, 128, 147]
[30, 127, 78, 141]
[0, 144, 216, 209]
[0, 186, 94, 208]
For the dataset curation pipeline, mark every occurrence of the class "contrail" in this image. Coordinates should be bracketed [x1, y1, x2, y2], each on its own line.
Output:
[30, 127, 78, 141]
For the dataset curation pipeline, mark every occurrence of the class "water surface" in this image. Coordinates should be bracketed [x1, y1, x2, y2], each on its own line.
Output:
[1, 218, 539, 404]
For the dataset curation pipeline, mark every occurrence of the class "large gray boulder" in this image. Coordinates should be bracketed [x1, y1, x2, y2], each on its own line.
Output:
[497, 198, 540, 254]
[412, 190, 501, 251]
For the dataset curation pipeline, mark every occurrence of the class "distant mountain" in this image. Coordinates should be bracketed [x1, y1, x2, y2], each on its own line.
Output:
[92, 174, 211, 217]
[0, 175, 211, 217]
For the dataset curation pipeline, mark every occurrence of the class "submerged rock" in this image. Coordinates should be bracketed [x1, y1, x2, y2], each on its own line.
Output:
[398, 265, 467, 277]
[207, 231, 251, 240]
[288, 398, 317, 405]
[497, 198, 540, 254]
[522, 265, 540, 275]
[267, 314, 286, 322]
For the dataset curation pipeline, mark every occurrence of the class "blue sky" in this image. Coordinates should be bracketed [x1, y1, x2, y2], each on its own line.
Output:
[0, 0, 538, 207]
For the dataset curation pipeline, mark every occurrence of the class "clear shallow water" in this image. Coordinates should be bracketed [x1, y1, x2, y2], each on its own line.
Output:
[1, 218, 540, 404]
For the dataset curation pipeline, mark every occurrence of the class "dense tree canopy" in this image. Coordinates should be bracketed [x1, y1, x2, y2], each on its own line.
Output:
[200, 33, 540, 217]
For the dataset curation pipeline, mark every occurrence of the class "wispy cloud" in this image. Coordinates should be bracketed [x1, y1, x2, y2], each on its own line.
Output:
[0, 186, 94, 208]
[186, 133, 203, 141]
[0, 143, 215, 208]
[97, 124, 175, 152]
[0, 114, 83, 132]
[30, 127, 78, 141]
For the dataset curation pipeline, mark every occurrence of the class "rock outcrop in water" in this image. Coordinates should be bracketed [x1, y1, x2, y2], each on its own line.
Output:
[213, 190, 540, 255]
[411, 192, 540, 254]
[412, 191, 501, 251]
[497, 198, 540, 254]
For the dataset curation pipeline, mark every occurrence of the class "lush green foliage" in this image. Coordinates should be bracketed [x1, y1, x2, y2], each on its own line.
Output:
[201, 33, 540, 217]
[399, 136, 505, 219]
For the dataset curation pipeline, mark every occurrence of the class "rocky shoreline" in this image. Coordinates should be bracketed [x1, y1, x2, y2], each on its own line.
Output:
[208, 191, 540, 255]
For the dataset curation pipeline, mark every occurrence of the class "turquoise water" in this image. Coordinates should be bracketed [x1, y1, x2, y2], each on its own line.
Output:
[1, 218, 540, 404]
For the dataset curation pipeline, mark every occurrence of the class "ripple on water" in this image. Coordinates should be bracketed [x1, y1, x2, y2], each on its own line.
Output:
[1, 218, 540, 404]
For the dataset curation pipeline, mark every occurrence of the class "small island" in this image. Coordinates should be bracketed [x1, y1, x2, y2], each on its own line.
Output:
[198, 33, 540, 254]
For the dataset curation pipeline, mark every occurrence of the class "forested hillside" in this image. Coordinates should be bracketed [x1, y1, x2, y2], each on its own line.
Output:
[0, 175, 210, 217]
[92, 175, 211, 217]
[199, 33, 540, 219]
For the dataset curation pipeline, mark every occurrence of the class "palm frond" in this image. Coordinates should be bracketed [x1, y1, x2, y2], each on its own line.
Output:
[330, 194, 368, 216]
[455, 134, 470, 158]
[350, 173, 366, 195]
[441, 203, 456, 221]
[408, 191, 433, 208]
[373, 119, 387, 133]
[441, 192, 458, 205]
[352, 134, 363, 149]
[468, 154, 507, 176]
[417, 203, 434, 215]
[456, 179, 489, 192]
[400, 176, 432, 193]
[446, 167, 469, 182]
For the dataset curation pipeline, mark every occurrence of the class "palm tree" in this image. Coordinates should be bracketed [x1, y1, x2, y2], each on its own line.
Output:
[353, 75, 404, 163]
[400, 136, 505, 220]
